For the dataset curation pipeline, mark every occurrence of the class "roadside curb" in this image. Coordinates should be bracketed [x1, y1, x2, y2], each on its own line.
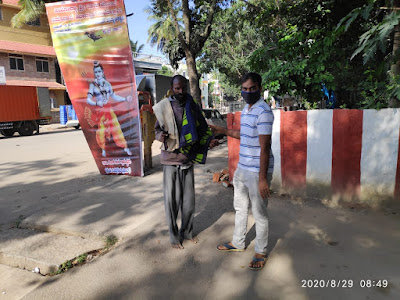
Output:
[0, 228, 105, 275]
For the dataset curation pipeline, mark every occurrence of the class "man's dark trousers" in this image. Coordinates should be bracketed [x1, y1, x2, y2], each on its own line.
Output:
[163, 164, 195, 244]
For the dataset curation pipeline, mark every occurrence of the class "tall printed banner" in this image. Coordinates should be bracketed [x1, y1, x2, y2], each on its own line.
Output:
[46, 0, 143, 176]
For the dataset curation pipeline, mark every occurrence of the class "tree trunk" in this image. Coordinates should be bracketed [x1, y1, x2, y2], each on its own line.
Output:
[185, 50, 202, 104]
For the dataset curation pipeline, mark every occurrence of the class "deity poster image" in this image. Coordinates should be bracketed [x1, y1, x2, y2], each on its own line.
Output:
[46, 0, 143, 176]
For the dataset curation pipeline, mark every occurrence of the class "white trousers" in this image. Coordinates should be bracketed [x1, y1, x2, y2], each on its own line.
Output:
[232, 167, 272, 254]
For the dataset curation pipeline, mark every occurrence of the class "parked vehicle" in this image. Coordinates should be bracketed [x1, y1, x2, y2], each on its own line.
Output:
[62, 105, 80, 129]
[65, 119, 80, 129]
[0, 85, 51, 137]
[136, 74, 173, 105]
[203, 108, 226, 128]
[203, 108, 226, 138]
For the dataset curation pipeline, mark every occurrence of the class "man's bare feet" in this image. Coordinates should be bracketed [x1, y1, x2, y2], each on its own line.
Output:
[249, 253, 267, 270]
[189, 237, 199, 244]
[172, 243, 184, 249]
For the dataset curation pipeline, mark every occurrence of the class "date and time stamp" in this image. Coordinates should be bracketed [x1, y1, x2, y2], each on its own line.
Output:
[301, 279, 389, 289]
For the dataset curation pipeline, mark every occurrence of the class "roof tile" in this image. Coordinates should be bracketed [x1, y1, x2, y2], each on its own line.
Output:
[3, 0, 20, 7]
[5, 80, 66, 89]
[0, 40, 55, 56]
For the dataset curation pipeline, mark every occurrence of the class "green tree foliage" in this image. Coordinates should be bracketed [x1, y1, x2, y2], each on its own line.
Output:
[338, 0, 397, 63]
[11, 0, 47, 28]
[198, 1, 264, 99]
[145, 3, 185, 69]
[157, 65, 174, 76]
[130, 40, 144, 58]
[145, 5, 184, 68]
[248, 0, 390, 108]
[218, 73, 241, 99]
[199, 0, 393, 108]
[339, 0, 400, 107]
[147, 0, 228, 101]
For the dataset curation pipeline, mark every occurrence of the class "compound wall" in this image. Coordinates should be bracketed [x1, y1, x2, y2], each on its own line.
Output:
[227, 109, 400, 206]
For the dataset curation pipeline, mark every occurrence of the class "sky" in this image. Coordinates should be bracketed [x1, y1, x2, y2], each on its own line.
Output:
[124, 0, 162, 58]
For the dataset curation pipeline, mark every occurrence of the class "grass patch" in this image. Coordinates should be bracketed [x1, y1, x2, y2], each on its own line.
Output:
[55, 259, 73, 275]
[49, 235, 120, 276]
[51, 251, 97, 275]
[77, 253, 88, 264]
[55, 253, 88, 275]
[14, 215, 25, 229]
[105, 235, 118, 248]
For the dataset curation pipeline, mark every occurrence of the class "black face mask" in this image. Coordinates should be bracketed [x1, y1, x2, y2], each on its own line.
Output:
[173, 93, 187, 106]
[241, 90, 260, 105]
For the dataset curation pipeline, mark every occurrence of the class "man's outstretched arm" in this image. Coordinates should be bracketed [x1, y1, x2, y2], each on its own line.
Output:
[209, 125, 240, 139]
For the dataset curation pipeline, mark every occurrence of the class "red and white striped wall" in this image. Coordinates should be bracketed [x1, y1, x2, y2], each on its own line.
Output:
[227, 109, 400, 202]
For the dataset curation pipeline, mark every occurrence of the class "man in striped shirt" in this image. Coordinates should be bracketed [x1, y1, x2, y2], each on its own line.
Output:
[210, 72, 274, 270]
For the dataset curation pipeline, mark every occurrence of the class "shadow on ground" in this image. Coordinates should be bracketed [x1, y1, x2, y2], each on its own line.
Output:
[1, 141, 398, 300]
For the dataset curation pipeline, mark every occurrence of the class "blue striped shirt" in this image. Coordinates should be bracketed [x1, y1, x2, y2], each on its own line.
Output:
[238, 98, 274, 173]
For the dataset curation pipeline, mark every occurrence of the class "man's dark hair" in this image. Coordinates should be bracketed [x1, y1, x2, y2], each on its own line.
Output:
[241, 72, 262, 88]
[171, 75, 187, 87]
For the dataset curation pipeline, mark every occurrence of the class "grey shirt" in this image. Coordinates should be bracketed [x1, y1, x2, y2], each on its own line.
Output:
[155, 97, 191, 166]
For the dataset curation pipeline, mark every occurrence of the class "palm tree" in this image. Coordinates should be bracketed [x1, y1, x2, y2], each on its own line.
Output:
[145, 6, 183, 52]
[11, 0, 47, 28]
[130, 40, 145, 58]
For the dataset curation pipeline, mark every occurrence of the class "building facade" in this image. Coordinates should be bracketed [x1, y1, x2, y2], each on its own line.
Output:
[0, 0, 66, 112]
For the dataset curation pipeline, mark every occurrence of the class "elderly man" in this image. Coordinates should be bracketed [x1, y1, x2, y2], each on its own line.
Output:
[154, 75, 218, 249]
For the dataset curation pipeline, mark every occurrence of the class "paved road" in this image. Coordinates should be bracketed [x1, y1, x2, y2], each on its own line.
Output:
[0, 130, 399, 300]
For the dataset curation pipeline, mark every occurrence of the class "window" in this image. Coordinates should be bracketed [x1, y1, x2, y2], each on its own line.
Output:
[9, 54, 24, 71]
[50, 98, 57, 109]
[27, 18, 40, 26]
[0, 7, 3, 21]
[36, 57, 49, 73]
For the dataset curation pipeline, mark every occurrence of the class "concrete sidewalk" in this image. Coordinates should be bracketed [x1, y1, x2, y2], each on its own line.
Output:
[39, 124, 76, 133]
[0, 132, 399, 299]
